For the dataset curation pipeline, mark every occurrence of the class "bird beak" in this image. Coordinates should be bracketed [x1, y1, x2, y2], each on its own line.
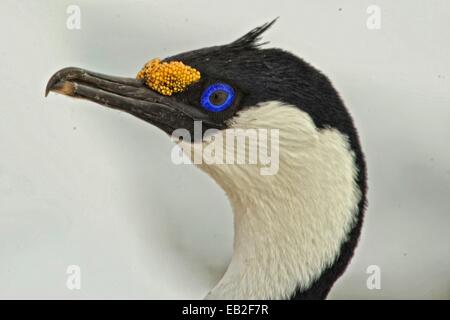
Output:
[45, 67, 221, 135]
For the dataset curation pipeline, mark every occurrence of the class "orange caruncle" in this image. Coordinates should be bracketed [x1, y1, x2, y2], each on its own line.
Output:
[137, 58, 201, 96]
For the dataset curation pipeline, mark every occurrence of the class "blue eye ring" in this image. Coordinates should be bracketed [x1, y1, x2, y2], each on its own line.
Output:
[200, 83, 235, 112]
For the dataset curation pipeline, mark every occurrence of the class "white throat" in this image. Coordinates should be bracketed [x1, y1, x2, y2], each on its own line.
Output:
[181, 101, 361, 299]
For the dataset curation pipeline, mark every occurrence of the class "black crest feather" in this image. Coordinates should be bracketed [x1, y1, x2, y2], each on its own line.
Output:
[230, 18, 278, 49]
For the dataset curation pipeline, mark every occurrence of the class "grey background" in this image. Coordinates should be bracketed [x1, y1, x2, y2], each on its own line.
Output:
[0, 0, 449, 299]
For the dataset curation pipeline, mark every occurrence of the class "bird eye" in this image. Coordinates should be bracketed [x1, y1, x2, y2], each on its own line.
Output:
[200, 83, 235, 112]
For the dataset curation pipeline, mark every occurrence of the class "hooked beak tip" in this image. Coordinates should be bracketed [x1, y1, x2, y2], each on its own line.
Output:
[46, 80, 76, 98]
[45, 67, 83, 98]
[44, 79, 53, 97]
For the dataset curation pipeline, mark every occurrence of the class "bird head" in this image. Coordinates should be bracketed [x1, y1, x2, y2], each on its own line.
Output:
[46, 20, 367, 300]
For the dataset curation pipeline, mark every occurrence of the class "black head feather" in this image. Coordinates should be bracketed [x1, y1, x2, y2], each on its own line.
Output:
[166, 19, 352, 138]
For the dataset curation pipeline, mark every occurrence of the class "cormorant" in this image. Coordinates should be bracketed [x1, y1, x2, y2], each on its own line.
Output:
[46, 20, 367, 300]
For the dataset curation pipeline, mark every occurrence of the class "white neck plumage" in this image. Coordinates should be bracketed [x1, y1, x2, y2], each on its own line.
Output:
[181, 101, 361, 299]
